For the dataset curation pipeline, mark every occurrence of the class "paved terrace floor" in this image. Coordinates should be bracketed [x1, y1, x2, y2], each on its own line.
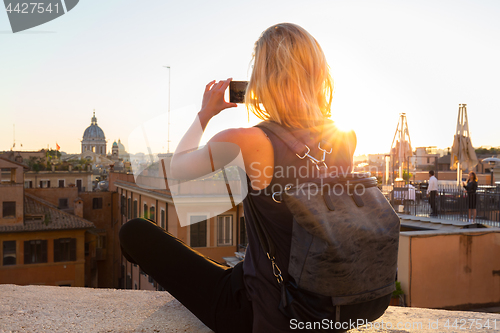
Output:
[1, 284, 500, 332]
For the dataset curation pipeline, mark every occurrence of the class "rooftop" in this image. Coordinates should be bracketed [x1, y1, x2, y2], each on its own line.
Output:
[1, 284, 499, 332]
[0, 194, 95, 233]
[399, 214, 495, 231]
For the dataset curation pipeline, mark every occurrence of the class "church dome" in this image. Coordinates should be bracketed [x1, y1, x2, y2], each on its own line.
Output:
[117, 139, 127, 153]
[83, 112, 105, 140]
[112, 141, 118, 147]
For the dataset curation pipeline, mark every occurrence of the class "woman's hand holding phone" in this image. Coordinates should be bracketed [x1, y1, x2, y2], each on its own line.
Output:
[198, 79, 237, 127]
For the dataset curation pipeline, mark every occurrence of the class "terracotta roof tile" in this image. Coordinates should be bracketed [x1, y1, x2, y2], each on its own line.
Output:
[0, 194, 95, 233]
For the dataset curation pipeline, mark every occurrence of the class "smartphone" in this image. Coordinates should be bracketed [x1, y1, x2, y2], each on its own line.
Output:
[229, 81, 248, 104]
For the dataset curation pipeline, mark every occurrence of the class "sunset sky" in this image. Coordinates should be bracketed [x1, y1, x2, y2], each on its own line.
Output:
[1, 0, 499, 156]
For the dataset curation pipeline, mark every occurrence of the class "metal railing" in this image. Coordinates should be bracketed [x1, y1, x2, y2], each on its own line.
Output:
[386, 184, 500, 227]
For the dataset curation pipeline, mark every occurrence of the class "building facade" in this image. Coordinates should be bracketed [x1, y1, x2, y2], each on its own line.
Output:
[110, 170, 246, 291]
[24, 170, 93, 192]
[0, 158, 95, 287]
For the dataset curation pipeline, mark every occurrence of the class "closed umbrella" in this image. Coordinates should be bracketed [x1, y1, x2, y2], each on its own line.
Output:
[391, 113, 412, 181]
[450, 104, 478, 184]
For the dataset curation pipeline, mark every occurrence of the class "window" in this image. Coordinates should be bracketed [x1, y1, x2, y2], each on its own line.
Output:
[150, 206, 155, 222]
[24, 240, 48, 264]
[133, 200, 138, 218]
[3, 241, 16, 266]
[1, 168, 14, 183]
[97, 235, 106, 249]
[239, 217, 247, 247]
[127, 198, 131, 219]
[54, 238, 76, 262]
[121, 196, 126, 216]
[160, 209, 165, 229]
[190, 216, 207, 247]
[126, 275, 131, 289]
[76, 179, 82, 192]
[58, 180, 65, 188]
[143, 204, 148, 219]
[121, 265, 125, 288]
[92, 197, 103, 209]
[2, 202, 16, 218]
[24, 180, 33, 188]
[39, 180, 50, 188]
[217, 215, 233, 246]
[85, 242, 90, 256]
[427, 157, 430, 164]
[58, 198, 69, 209]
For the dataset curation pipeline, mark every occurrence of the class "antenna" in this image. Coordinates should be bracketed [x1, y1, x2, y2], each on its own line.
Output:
[13, 124, 15, 149]
[163, 66, 171, 153]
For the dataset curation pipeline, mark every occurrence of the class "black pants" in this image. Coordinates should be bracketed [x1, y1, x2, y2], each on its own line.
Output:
[429, 190, 437, 215]
[119, 218, 253, 333]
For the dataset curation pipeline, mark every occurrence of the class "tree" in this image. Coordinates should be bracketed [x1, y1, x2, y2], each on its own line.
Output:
[475, 147, 500, 155]
[27, 156, 44, 172]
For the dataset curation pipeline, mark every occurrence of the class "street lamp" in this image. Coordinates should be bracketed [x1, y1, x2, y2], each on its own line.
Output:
[163, 66, 171, 153]
[482, 157, 500, 186]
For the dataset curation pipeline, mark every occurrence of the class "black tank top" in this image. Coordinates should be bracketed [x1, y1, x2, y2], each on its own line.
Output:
[242, 122, 355, 332]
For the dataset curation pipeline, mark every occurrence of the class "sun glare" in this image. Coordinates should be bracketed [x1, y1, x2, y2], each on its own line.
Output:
[333, 119, 353, 133]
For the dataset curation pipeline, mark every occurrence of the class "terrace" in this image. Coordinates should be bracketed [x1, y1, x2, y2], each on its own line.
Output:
[1, 284, 499, 332]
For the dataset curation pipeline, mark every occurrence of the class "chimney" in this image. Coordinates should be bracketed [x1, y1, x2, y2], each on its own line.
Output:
[74, 198, 84, 218]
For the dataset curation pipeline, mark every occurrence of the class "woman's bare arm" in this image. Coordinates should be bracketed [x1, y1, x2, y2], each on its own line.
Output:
[170, 79, 273, 189]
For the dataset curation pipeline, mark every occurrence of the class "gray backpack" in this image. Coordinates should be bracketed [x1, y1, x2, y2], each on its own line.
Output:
[249, 121, 400, 324]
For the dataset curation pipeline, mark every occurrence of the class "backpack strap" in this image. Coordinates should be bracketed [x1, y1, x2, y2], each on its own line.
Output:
[256, 121, 311, 159]
[256, 120, 334, 169]
[246, 191, 283, 284]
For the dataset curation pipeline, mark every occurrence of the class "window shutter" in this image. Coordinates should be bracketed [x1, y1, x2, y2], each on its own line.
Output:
[40, 181, 43, 188]
[218, 217, 223, 244]
[41, 240, 48, 263]
[226, 216, 231, 244]
[70, 238, 76, 261]
[47, 181, 51, 188]
[24, 241, 30, 264]
[53, 239, 60, 262]
[165, 203, 168, 232]
[199, 221, 207, 247]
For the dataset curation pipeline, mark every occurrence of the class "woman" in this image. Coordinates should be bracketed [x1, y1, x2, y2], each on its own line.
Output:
[463, 171, 478, 223]
[119, 23, 374, 332]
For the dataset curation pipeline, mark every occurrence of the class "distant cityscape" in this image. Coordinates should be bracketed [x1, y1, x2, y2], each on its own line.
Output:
[1, 110, 499, 312]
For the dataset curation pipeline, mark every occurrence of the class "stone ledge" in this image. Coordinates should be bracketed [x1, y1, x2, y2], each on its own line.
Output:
[1, 284, 499, 332]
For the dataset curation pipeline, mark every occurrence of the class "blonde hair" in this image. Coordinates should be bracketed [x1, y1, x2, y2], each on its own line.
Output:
[245, 23, 334, 128]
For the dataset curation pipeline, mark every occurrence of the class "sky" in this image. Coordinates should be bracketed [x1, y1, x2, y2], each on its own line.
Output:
[1, 0, 500, 156]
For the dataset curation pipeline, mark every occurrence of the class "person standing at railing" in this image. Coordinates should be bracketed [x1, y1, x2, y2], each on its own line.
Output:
[427, 170, 438, 216]
[463, 171, 478, 223]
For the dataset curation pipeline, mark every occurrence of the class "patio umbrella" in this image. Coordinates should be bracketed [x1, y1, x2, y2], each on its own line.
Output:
[391, 113, 412, 181]
[450, 104, 478, 183]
